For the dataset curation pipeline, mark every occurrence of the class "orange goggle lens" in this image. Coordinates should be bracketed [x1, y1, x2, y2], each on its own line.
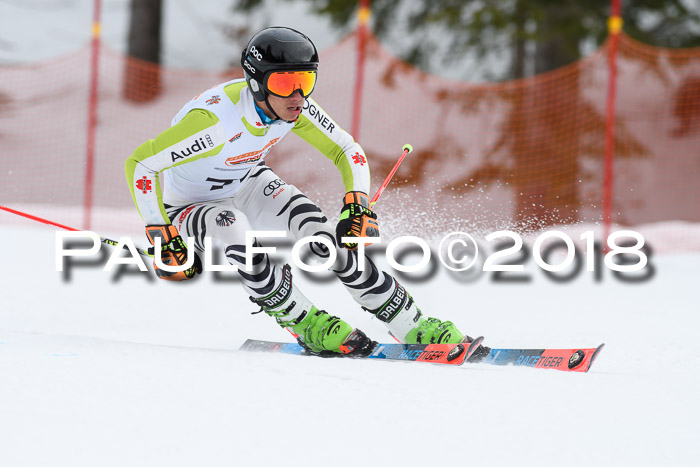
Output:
[266, 71, 317, 98]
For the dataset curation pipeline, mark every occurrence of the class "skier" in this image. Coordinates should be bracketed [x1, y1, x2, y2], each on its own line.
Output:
[125, 27, 477, 356]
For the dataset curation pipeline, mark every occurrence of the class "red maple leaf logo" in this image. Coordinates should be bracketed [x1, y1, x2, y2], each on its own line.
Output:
[255, 121, 263, 127]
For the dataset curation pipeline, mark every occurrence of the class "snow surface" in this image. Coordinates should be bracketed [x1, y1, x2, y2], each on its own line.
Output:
[1, 223, 699, 466]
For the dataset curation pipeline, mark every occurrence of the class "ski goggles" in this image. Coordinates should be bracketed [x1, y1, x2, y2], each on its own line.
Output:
[265, 70, 317, 98]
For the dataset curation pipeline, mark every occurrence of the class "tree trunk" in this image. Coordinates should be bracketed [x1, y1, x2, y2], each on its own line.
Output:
[123, 0, 163, 102]
[534, 3, 582, 74]
[510, 0, 527, 80]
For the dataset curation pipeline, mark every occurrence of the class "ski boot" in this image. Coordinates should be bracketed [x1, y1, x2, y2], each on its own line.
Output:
[406, 319, 492, 361]
[367, 279, 488, 359]
[291, 309, 376, 357]
[405, 317, 465, 344]
[404, 317, 491, 362]
[250, 265, 376, 356]
[366, 279, 465, 344]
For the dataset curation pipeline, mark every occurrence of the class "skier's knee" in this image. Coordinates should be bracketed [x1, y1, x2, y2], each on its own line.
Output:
[296, 228, 337, 266]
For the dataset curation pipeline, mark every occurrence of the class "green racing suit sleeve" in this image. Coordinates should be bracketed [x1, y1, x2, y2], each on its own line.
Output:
[124, 109, 226, 225]
[292, 98, 370, 195]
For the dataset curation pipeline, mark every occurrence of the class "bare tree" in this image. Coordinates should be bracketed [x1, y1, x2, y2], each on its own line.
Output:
[124, 0, 163, 102]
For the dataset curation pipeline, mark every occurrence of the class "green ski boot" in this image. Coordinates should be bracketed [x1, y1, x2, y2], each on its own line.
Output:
[404, 317, 465, 344]
[290, 306, 352, 353]
[366, 279, 466, 345]
[251, 265, 375, 355]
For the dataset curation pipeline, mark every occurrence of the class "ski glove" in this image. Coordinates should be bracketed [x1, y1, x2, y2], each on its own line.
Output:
[335, 191, 379, 250]
[145, 224, 202, 281]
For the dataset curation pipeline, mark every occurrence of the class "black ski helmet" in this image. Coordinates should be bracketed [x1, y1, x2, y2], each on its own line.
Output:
[241, 27, 319, 102]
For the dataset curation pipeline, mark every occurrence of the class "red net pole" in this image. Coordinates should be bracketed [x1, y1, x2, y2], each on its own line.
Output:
[83, 0, 102, 230]
[351, 0, 370, 140]
[603, 0, 622, 248]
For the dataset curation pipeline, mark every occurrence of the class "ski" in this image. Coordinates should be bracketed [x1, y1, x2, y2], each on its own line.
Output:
[239, 336, 485, 366]
[470, 343, 605, 372]
[240, 338, 605, 372]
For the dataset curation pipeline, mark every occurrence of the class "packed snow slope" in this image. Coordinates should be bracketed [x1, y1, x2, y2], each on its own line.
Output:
[1, 224, 699, 467]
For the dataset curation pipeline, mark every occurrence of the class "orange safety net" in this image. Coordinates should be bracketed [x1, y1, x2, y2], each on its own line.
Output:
[0, 31, 699, 250]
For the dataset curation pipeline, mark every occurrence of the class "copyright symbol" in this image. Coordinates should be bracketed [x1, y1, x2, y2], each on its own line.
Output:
[438, 232, 479, 272]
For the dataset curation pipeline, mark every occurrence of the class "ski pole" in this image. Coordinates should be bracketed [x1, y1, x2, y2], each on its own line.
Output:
[370, 143, 413, 207]
[0, 204, 151, 258]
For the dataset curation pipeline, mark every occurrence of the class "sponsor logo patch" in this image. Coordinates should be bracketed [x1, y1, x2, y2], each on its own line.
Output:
[376, 281, 408, 322]
[177, 206, 194, 230]
[398, 350, 446, 361]
[171, 135, 215, 162]
[302, 100, 335, 133]
[260, 266, 292, 308]
[244, 60, 257, 75]
[225, 154, 263, 167]
[206, 95, 221, 105]
[417, 350, 447, 362]
[225, 137, 280, 167]
[352, 152, 367, 166]
[263, 179, 287, 197]
[215, 210, 236, 227]
[136, 176, 152, 194]
[514, 355, 564, 368]
[229, 132, 243, 143]
[250, 46, 263, 61]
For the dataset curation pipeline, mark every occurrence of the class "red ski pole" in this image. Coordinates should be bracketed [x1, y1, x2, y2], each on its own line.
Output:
[370, 143, 413, 207]
[0, 205, 151, 258]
